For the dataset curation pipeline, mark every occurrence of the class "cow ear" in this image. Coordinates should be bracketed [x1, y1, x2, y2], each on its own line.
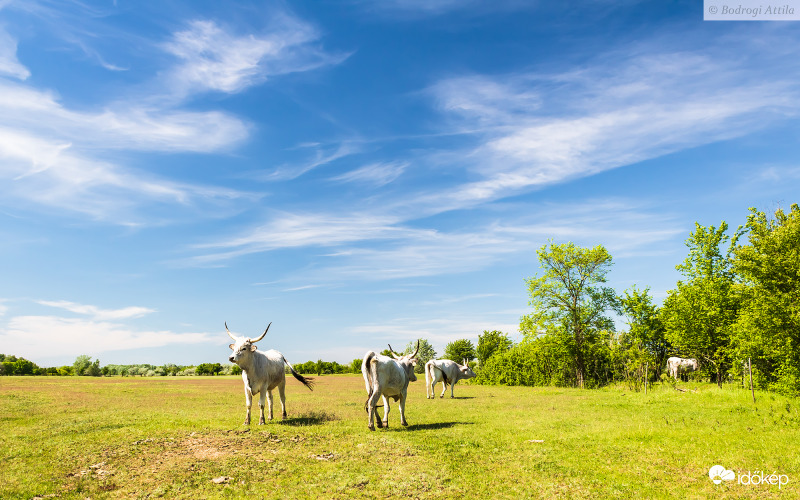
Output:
[228, 344, 235, 350]
[250, 344, 258, 352]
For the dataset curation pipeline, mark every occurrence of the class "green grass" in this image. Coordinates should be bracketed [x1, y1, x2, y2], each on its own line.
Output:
[1, 375, 798, 499]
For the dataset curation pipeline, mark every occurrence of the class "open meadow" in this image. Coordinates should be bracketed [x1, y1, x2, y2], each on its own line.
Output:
[1, 375, 798, 499]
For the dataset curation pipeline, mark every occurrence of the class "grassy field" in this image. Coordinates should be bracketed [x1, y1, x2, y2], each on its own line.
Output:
[1, 375, 798, 499]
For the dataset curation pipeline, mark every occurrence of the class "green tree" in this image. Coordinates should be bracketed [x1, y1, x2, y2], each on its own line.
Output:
[732, 204, 800, 395]
[661, 222, 740, 387]
[73, 355, 101, 376]
[402, 339, 436, 373]
[443, 339, 476, 364]
[477, 330, 513, 367]
[618, 286, 669, 373]
[521, 242, 616, 388]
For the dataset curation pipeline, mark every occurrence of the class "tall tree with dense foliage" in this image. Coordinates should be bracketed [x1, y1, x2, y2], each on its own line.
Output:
[661, 222, 740, 386]
[521, 242, 616, 388]
[732, 204, 800, 395]
[443, 339, 476, 364]
[618, 286, 669, 370]
[476, 330, 513, 366]
[403, 339, 436, 373]
[73, 355, 101, 376]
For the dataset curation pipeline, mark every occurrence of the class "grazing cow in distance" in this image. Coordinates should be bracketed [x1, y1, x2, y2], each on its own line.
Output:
[667, 356, 700, 381]
[226, 322, 314, 425]
[362, 342, 419, 431]
[425, 359, 476, 399]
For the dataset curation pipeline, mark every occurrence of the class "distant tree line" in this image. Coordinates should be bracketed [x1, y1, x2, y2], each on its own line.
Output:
[0, 353, 244, 377]
[475, 204, 800, 397]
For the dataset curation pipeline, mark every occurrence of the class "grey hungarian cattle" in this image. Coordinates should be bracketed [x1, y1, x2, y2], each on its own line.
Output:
[226, 322, 314, 425]
[425, 359, 476, 399]
[361, 342, 419, 431]
[667, 356, 699, 380]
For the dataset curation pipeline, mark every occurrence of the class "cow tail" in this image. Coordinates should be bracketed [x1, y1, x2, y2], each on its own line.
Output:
[283, 358, 314, 391]
[425, 361, 432, 387]
[363, 351, 377, 412]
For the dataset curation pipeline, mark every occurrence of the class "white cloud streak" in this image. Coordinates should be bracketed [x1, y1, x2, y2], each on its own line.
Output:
[0, 26, 29, 79]
[188, 199, 683, 279]
[1, 315, 216, 360]
[415, 48, 800, 214]
[164, 17, 347, 96]
[331, 161, 408, 187]
[36, 300, 156, 320]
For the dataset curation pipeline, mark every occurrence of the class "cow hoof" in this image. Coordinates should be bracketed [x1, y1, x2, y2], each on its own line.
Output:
[368, 425, 375, 431]
[375, 421, 383, 429]
[382, 421, 389, 428]
[401, 421, 408, 426]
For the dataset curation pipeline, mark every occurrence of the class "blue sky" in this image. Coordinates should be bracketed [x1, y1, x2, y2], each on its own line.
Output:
[1, 0, 799, 367]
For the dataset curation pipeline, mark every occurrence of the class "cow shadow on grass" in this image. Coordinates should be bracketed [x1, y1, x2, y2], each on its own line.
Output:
[280, 410, 338, 427]
[406, 421, 471, 431]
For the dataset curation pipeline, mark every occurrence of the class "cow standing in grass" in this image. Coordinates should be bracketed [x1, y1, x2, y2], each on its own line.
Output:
[362, 342, 419, 431]
[425, 359, 476, 399]
[667, 356, 699, 381]
[226, 322, 314, 425]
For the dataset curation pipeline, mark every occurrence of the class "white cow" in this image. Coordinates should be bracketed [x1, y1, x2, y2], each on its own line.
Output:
[667, 356, 700, 381]
[425, 359, 476, 399]
[226, 322, 314, 425]
[362, 342, 419, 431]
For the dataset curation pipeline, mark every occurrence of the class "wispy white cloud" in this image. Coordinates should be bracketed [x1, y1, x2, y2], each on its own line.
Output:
[359, 0, 527, 16]
[0, 26, 29, 79]
[263, 141, 358, 181]
[187, 211, 414, 265]
[0, 126, 248, 223]
[331, 161, 408, 187]
[0, 315, 216, 359]
[416, 45, 800, 215]
[0, 5, 347, 224]
[163, 16, 347, 96]
[36, 300, 156, 320]
[187, 198, 683, 280]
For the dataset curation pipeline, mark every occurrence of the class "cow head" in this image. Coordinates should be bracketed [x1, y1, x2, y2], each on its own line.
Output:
[226, 322, 271, 364]
[388, 341, 420, 382]
[460, 359, 477, 379]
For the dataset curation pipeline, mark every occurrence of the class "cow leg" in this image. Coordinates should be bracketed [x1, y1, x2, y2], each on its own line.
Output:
[381, 395, 390, 428]
[398, 391, 409, 426]
[278, 380, 287, 420]
[367, 390, 382, 430]
[260, 391, 268, 424]
[244, 386, 253, 425]
[450, 381, 456, 398]
[440, 382, 447, 398]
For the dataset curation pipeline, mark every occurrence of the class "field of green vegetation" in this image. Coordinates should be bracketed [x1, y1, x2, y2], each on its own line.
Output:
[1, 375, 798, 499]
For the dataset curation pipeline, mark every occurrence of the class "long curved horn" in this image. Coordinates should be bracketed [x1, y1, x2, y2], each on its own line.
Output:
[410, 340, 420, 358]
[387, 344, 401, 360]
[224, 322, 236, 341]
[250, 322, 271, 343]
